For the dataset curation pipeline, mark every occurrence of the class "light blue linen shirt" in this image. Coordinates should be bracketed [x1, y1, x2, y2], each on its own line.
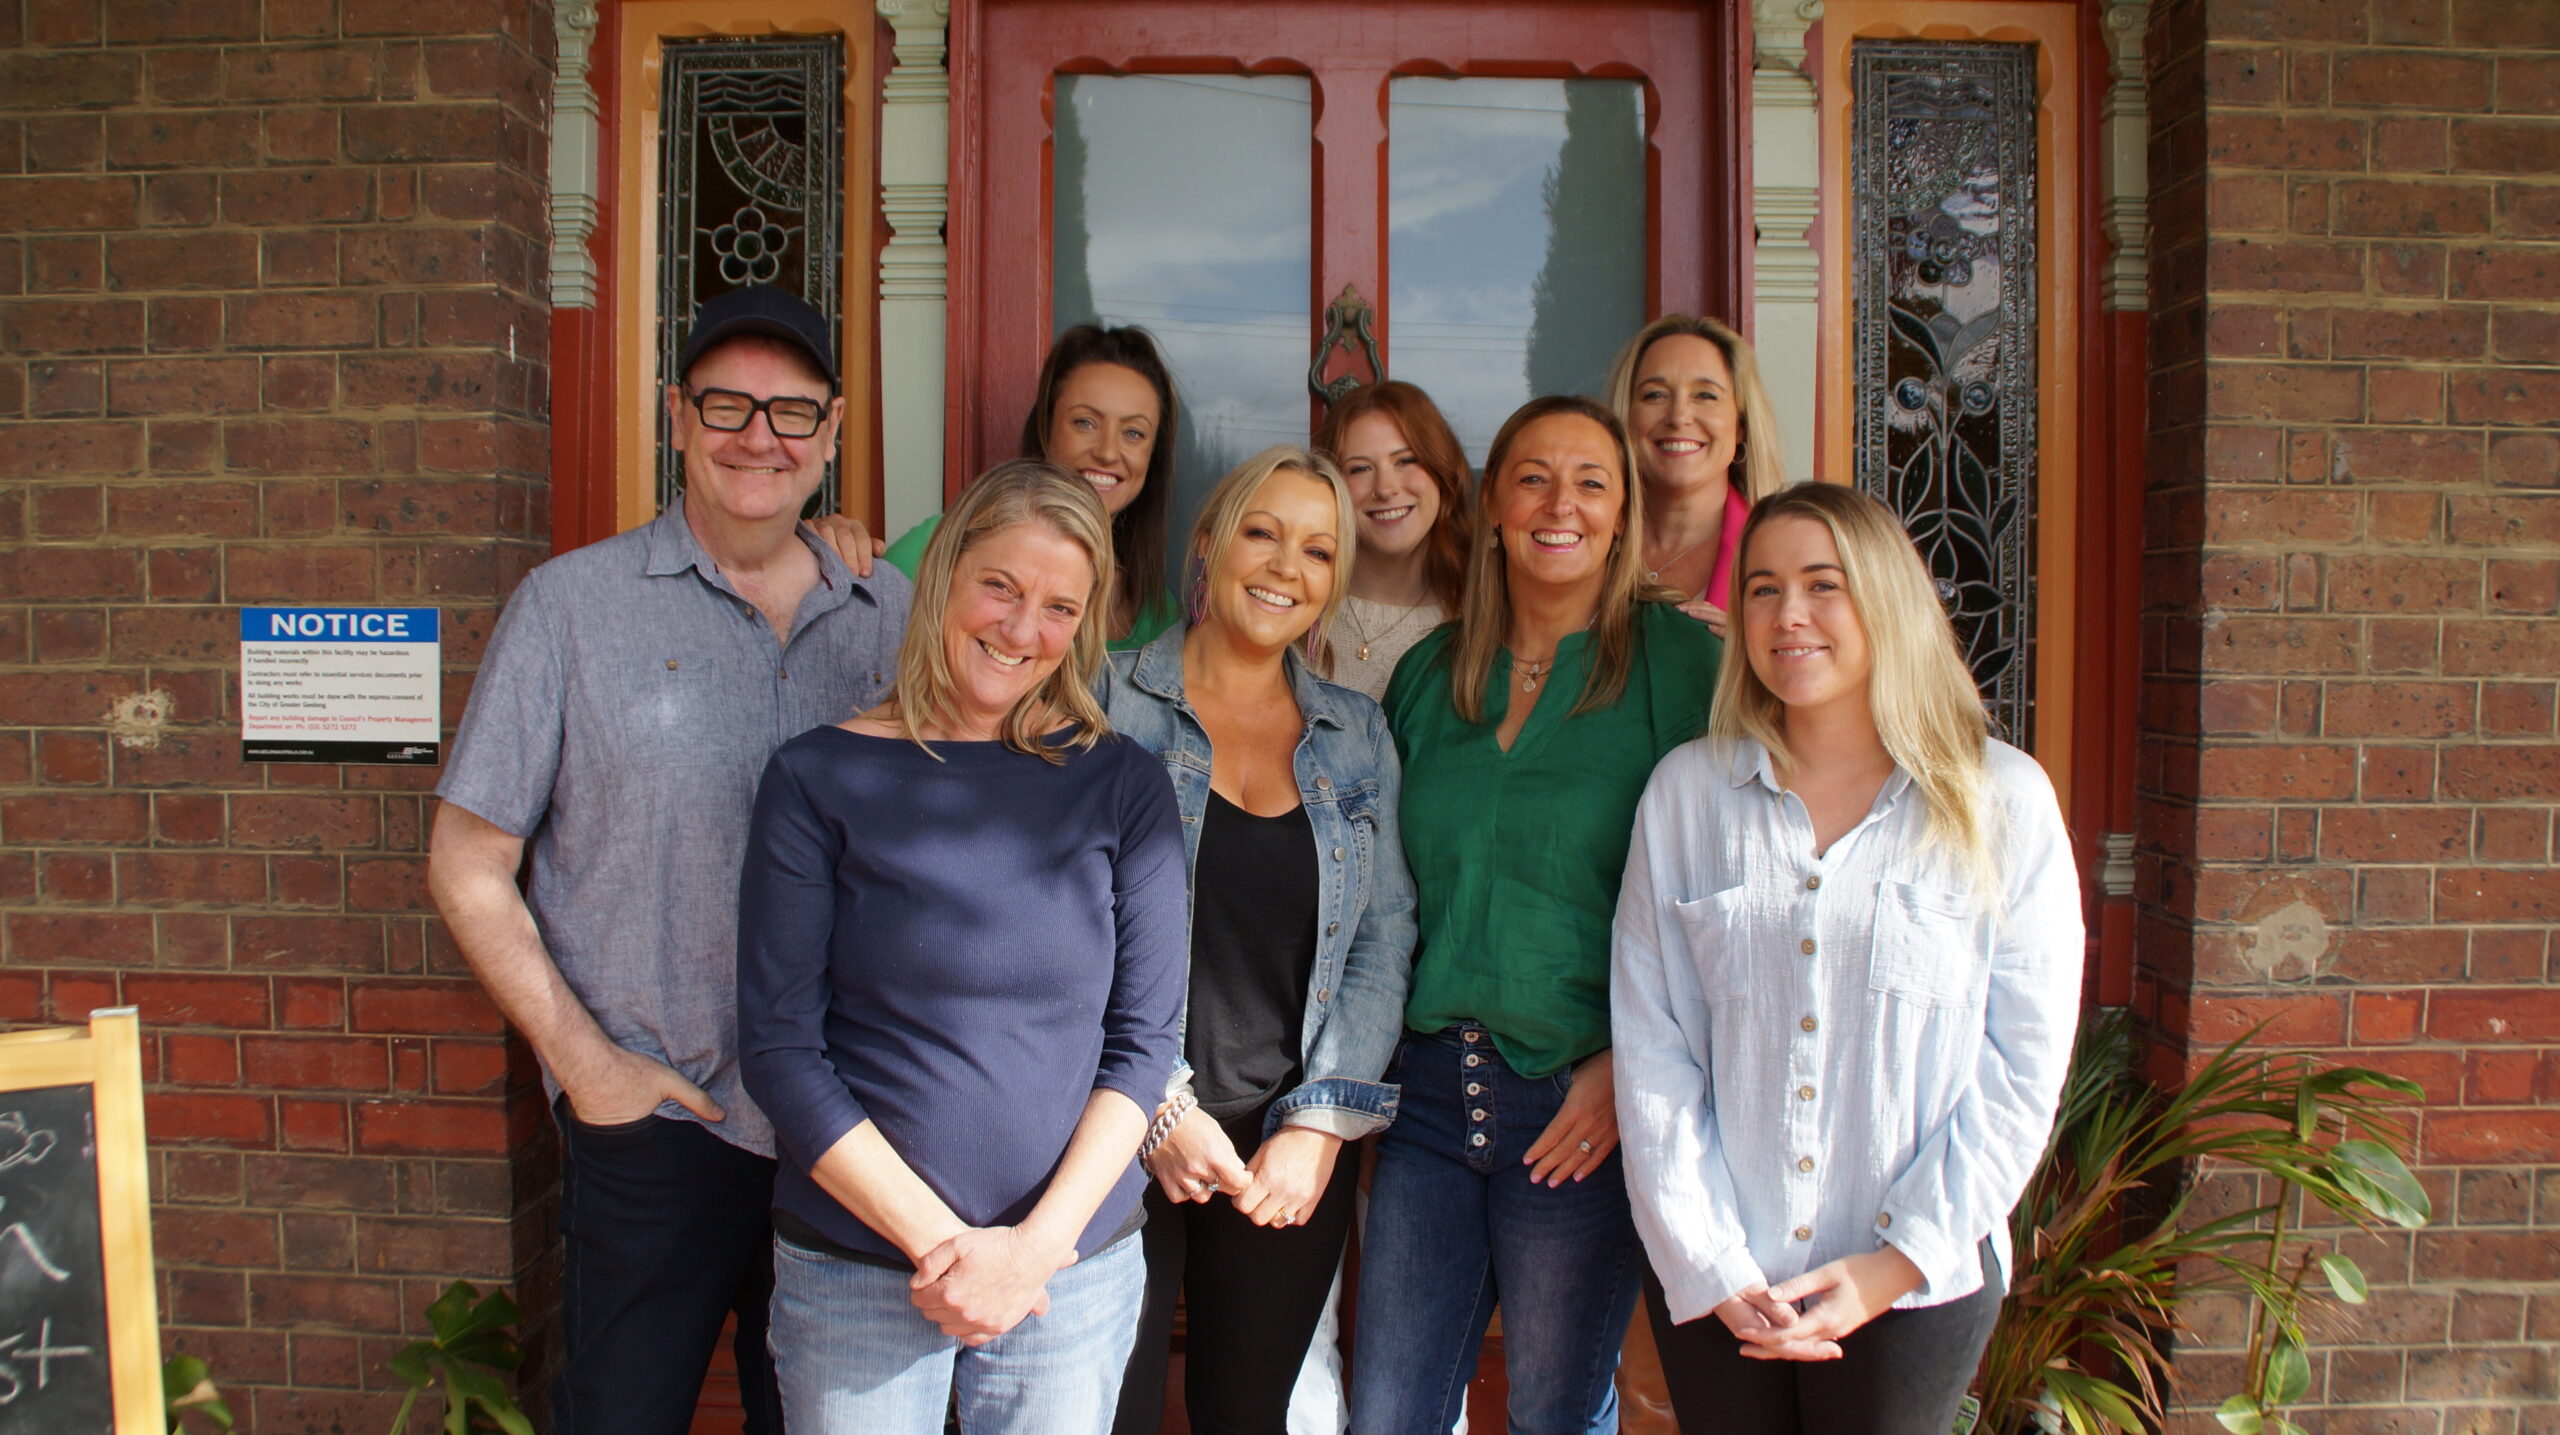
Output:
[1610, 736, 2083, 1324]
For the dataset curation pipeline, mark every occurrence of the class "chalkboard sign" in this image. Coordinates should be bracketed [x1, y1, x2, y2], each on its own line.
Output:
[0, 1011, 160, 1434]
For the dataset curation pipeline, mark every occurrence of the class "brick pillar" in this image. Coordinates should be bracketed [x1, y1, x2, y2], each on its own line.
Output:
[0, 2, 554, 1430]
[2141, 0, 2558, 1426]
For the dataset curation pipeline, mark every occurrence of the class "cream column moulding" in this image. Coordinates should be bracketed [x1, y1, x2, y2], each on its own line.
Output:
[876, 0, 953, 538]
[1750, 0, 1821, 485]
[2099, 0, 2149, 312]
[551, 0, 605, 308]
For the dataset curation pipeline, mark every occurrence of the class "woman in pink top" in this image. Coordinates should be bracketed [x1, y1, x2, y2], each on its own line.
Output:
[1606, 315, 1790, 638]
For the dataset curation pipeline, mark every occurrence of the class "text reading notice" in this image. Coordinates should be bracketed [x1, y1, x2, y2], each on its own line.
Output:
[239, 607, 442, 765]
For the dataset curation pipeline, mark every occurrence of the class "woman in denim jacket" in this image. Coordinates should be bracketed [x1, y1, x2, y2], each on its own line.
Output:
[1097, 445, 1419, 1435]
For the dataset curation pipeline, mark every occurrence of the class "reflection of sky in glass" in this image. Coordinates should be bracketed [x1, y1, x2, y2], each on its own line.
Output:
[1390, 78, 1645, 464]
[1054, 73, 1312, 571]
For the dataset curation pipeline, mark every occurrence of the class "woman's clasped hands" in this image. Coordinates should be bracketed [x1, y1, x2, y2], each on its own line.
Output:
[1142, 1105, 1342, 1229]
[1715, 1245, 1926, 1361]
[908, 1223, 1078, 1348]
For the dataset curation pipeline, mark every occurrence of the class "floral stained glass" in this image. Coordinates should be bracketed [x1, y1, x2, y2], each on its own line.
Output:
[657, 37, 844, 515]
[1850, 40, 2038, 745]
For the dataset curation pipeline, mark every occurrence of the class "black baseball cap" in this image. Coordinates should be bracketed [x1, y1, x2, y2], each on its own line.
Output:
[678, 285, 838, 390]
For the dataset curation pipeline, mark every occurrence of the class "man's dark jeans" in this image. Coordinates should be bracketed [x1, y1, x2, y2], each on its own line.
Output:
[553, 1099, 784, 1435]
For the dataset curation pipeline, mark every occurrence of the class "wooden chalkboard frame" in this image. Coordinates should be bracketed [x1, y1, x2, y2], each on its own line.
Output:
[0, 1008, 163, 1433]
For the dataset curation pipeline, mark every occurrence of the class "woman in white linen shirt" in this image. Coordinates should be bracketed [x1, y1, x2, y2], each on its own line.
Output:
[1609, 481, 2082, 1435]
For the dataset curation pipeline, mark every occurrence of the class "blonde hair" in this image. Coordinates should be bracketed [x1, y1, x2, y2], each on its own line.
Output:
[1188, 445, 1358, 671]
[892, 459, 1115, 762]
[1710, 482, 1996, 895]
[1605, 314, 1788, 502]
[1447, 396, 1651, 724]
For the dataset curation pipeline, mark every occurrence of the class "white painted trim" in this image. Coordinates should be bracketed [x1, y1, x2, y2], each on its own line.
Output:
[876, 0, 953, 537]
[1750, 0, 1822, 485]
[550, 0, 603, 309]
[2099, 0, 2149, 313]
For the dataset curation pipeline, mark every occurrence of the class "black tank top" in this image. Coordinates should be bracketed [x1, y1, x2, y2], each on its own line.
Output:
[1187, 790, 1319, 1119]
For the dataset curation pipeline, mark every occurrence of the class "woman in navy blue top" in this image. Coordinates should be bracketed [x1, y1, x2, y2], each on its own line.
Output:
[738, 460, 1188, 1435]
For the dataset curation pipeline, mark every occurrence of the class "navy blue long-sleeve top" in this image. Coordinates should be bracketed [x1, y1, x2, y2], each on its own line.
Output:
[737, 724, 1188, 1267]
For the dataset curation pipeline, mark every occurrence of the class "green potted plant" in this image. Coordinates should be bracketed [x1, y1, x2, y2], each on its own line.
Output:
[1975, 1008, 2430, 1435]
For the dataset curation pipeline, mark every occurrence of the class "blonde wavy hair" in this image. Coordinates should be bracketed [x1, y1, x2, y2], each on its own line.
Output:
[1710, 482, 1997, 896]
[1605, 314, 1788, 503]
[1447, 396, 1650, 724]
[892, 459, 1115, 762]
[1187, 445, 1358, 671]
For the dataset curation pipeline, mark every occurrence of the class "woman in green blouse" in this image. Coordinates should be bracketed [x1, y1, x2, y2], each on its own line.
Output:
[1348, 395, 1721, 1435]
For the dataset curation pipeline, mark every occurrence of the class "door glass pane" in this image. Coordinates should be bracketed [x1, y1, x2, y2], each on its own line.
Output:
[1389, 77, 1645, 463]
[1054, 73, 1313, 576]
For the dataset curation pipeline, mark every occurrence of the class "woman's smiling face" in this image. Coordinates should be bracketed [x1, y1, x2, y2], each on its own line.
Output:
[1492, 412, 1625, 594]
[1627, 332, 1742, 496]
[1042, 362, 1160, 517]
[1198, 468, 1340, 653]
[1336, 411, 1443, 564]
[940, 520, 1096, 736]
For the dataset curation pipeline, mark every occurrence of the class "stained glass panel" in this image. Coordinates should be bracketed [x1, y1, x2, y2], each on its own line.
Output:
[658, 36, 845, 515]
[1850, 40, 2038, 745]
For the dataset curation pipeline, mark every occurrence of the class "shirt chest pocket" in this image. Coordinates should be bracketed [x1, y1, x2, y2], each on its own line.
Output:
[1669, 885, 1754, 1001]
[1869, 879, 1990, 1010]
[619, 651, 744, 767]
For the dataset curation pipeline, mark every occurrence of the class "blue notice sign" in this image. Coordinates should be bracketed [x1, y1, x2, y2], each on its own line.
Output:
[239, 607, 442, 765]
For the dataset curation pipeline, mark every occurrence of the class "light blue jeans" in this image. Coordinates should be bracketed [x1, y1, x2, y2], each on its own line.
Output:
[769, 1232, 1145, 1435]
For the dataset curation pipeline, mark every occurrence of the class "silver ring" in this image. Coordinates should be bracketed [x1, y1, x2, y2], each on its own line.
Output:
[1577, 1140, 1595, 1153]
[1191, 1180, 1212, 1198]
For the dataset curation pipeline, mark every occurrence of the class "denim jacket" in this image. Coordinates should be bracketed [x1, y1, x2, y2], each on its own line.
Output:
[1097, 626, 1418, 1140]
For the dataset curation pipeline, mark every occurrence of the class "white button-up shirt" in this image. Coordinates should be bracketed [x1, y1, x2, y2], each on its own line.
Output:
[1611, 736, 2084, 1324]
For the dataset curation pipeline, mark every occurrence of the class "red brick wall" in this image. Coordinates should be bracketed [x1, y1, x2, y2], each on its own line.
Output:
[2142, 0, 2558, 1427]
[0, 2, 553, 1430]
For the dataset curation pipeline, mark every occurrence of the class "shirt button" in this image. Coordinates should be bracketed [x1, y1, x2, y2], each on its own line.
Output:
[1801, 1016, 1818, 1033]
[1794, 1225, 1812, 1242]
[1797, 1156, 1816, 1173]
[1470, 1134, 1487, 1148]
[778, 667, 789, 680]
[1879, 1213, 1893, 1229]
[1805, 875, 1821, 891]
[1797, 1085, 1816, 1101]
[1800, 938, 1817, 956]
[665, 658, 679, 669]
[1333, 846, 1346, 861]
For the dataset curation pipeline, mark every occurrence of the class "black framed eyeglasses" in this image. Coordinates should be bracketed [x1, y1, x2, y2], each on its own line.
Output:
[685, 387, 829, 439]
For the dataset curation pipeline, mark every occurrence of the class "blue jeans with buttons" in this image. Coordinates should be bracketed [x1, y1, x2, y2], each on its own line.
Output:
[1349, 1024, 1640, 1435]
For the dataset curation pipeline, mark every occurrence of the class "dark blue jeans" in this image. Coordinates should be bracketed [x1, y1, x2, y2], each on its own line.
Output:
[553, 1100, 783, 1435]
[1349, 1026, 1640, 1435]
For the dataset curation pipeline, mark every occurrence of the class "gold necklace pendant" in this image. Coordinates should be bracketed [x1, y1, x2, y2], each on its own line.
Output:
[1357, 642, 1372, 661]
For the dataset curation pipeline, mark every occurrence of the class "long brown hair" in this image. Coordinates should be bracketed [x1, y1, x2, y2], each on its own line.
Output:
[894, 459, 1115, 763]
[1019, 325, 1180, 622]
[1445, 396, 1650, 724]
[1312, 380, 1473, 614]
[1604, 314, 1788, 502]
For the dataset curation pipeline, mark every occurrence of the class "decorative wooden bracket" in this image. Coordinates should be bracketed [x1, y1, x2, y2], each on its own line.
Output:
[1308, 282, 1384, 406]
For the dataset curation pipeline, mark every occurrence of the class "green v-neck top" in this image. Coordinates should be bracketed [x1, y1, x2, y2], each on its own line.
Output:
[1381, 604, 1722, 1078]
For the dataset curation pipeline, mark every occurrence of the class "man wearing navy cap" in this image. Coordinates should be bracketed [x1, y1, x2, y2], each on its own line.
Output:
[431, 286, 910, 1435]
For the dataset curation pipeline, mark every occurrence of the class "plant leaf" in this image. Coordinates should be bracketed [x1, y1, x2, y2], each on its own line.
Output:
[2267, 1335, 2312, 1406]
[389, 1342, 436, 1389]
[2216, 1394, 2265, 1434]
[425, 1281, 477, 1334]
[2332, 1139, 2431, 1227]
[2318, 1252, 2369, 1304]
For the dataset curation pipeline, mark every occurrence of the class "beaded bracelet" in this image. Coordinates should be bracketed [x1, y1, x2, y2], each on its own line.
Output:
[1137, 1091, 1197, 1163]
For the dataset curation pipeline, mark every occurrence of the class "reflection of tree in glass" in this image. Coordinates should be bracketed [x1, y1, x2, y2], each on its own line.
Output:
[1526, 81, 1644, 403]
[1053, 83, 1097, 335]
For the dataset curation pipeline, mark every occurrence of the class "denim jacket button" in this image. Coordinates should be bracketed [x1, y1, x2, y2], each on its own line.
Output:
[1317, 988, 1330, 1002]
[1332, 846, 1346, 862]
[1327, 921, 1340, 936]
[1315, 776, 1332, 790]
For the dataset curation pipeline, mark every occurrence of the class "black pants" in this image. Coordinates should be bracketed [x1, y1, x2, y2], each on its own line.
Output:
[553, 1099, 784, 1435]
[1646, 1241, 2003, 1435]
[1112, 1108, 1360, 1435]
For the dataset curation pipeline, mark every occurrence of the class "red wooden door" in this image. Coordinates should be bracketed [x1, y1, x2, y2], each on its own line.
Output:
[947, 0, 1747, 493]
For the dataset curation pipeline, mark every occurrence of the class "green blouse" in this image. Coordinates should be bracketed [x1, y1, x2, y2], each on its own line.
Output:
[883, 512, 1181, 652]
[1382, 604, 1723, 1077]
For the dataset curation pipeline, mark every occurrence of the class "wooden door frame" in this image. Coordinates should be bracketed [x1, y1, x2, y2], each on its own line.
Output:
[943, 0, 1752, 500]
